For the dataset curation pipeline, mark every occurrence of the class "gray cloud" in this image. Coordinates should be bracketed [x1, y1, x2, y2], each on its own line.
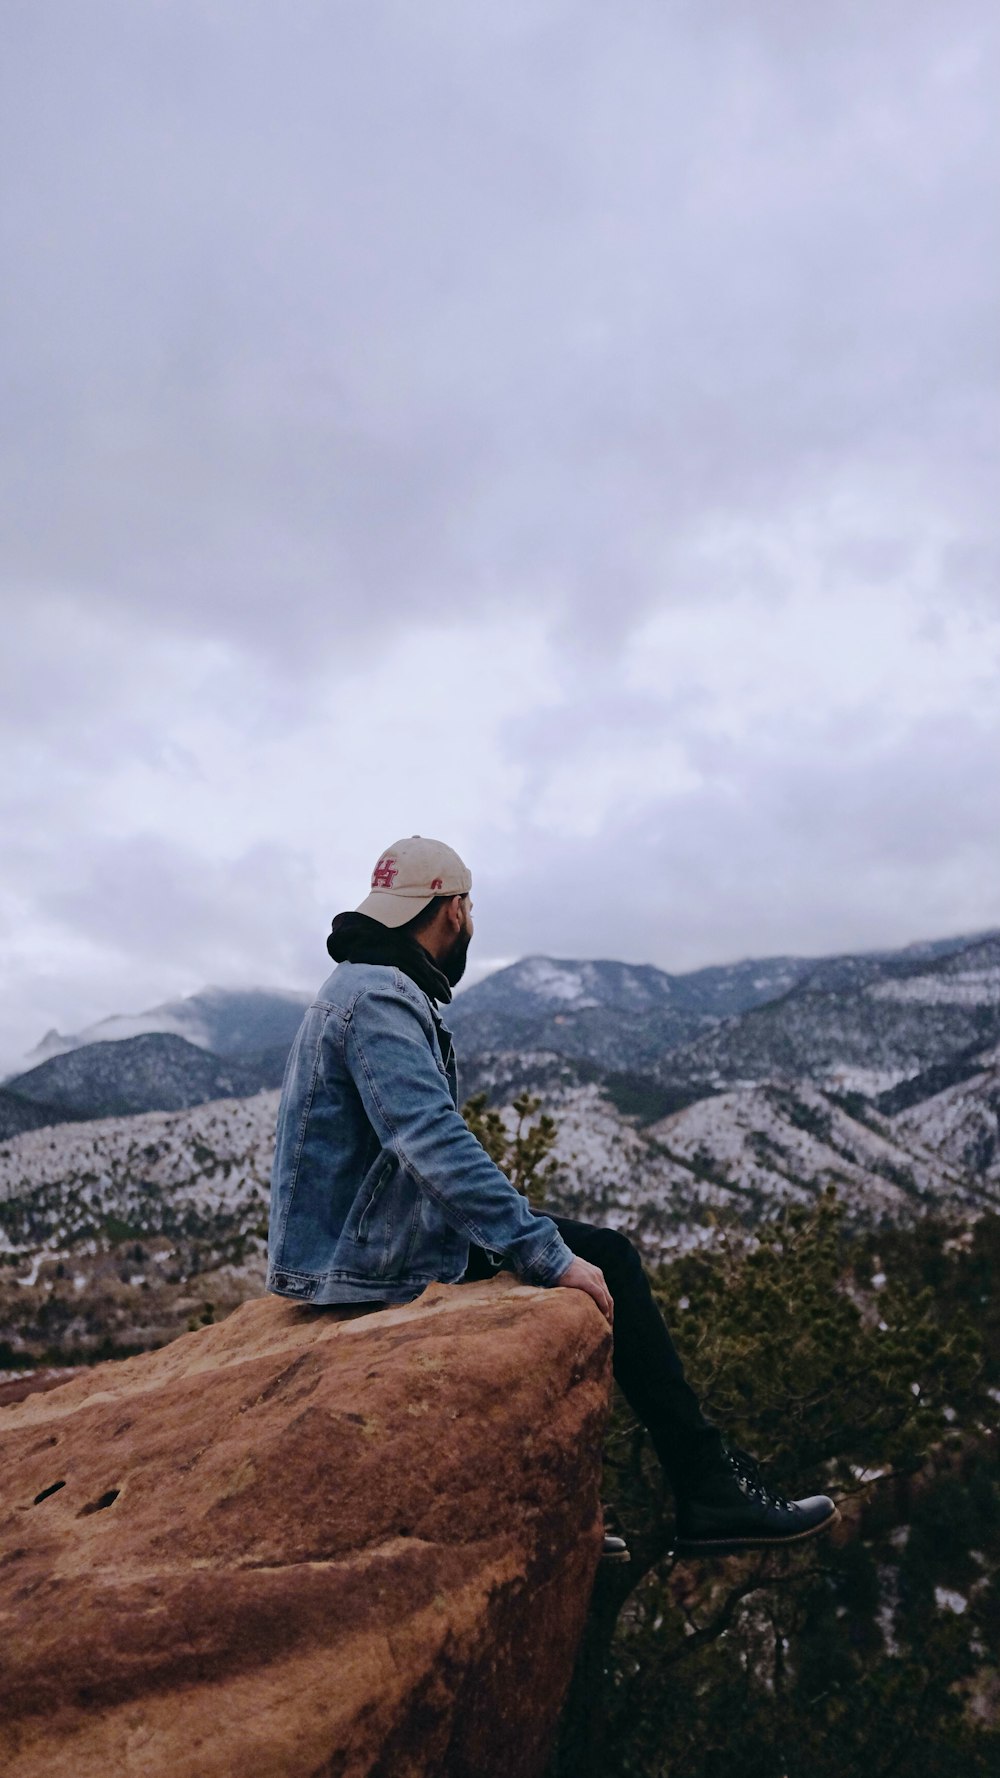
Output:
[1, 1, 998, 1058]
[38, 834, 325, 982]
[3, 0, 997, 669]
[484, 704, 1000, 968]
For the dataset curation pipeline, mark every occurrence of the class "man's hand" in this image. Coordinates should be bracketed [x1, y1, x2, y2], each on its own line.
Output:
[554, 1255, 614, 1324]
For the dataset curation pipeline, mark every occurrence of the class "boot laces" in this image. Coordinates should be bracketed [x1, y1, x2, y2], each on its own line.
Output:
[726, 1446, 795, 1513]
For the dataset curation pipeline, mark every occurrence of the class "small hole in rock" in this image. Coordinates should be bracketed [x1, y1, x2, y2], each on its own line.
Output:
[78, 1488, 120, 1516]
[33, 1481, 66, 1505]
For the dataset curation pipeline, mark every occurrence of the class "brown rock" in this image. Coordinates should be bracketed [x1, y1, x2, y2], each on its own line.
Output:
[0, 1368, 83, 1409]
[0, 1277, 612, 1778]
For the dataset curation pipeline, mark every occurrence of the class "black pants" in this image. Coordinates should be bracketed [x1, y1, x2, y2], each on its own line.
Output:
[461, 1214, 724, 1495]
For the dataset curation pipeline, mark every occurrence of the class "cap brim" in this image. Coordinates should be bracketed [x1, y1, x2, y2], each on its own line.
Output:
[355, 890, 435, 929]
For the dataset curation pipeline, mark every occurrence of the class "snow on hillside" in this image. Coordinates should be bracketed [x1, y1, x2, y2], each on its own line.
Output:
[819, 1065, 914, 1098]
[494, 1082, 729, 1261]
[487, 1075, 999, 1265]
[660, 939, 1000, 1100]
[514, 959, 603, 1005]
[648, 1080, 990, 1224]
[1, 1058, 995, 1298]
[0, 1091, 279, 1257]
[870, 970, 1000, 1007]
[894, 1047, 1000, 1184]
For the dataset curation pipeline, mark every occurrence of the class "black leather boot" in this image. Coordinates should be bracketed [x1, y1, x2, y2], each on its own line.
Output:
[601, 1503, 631, 1562]
[675, 1446, 839, 1555]
[601, 1532, 630, 1562]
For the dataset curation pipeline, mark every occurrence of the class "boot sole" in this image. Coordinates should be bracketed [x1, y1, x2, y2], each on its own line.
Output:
[675, 1503, 840, 1556]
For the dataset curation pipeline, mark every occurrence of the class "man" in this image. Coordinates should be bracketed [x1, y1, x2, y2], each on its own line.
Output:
[267, 835, 838, 1556]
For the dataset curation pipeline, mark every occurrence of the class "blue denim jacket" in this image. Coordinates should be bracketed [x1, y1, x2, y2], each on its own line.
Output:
[266, 962, 575, 1304]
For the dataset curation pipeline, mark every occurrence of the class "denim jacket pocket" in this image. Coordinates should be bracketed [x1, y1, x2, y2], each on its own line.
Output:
[356, 1160, 393, 1245]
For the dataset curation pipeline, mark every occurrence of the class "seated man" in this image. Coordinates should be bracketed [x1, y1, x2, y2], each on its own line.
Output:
[267, 835, 837, 1556]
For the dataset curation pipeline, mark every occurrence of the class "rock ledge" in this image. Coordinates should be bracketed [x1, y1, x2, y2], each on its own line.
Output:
[0, 1278, 611, 1778]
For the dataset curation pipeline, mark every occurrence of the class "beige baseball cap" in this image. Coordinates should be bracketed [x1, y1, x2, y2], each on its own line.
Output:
[356, 835, 472, 929]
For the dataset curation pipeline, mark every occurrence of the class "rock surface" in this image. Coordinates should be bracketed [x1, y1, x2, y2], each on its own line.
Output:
[0, 1278, 612, 1778]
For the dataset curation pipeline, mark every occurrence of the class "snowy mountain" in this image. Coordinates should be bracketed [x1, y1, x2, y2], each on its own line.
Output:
[8, 985, 311, 1079]
[657, 936, 1000, 1102]
[0, 1090, 276, 1363]
[478, 1064, 998, 1254]
[646, 1080, 988, 1225]
[448, 952, 816, 1069]
[5, 929, 997, 1141]
[0, 1090, 276, 1258]
[0, 1034, 289, 1139]
[2, 1028, 997, 1368]
[893, 1043, 1000, 1186]
[447, 934, 996, 1074]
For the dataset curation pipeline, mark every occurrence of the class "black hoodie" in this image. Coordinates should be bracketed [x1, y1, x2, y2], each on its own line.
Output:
[326, 910, 453, 1007]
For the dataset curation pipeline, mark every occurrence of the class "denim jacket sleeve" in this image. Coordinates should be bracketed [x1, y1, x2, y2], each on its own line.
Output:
[341, 978, 574, 1287]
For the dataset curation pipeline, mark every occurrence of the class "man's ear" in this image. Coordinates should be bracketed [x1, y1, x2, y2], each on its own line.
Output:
[447, 895, 465, 931]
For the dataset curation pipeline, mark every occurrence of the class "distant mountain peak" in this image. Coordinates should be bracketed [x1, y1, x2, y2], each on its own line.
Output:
[506, 958, 603, 1005]
[7, 985, 313, 1084]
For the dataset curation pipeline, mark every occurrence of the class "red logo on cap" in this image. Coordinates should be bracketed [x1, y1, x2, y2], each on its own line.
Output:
[372, 856, 398, 888]
[431, 877, 443, 890]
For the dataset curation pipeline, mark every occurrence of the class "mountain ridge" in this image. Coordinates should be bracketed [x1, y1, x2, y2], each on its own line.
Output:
[6, 985, 312, 1080]
[1, 1033, 996, 1367]
[0, 1033, 288, 1138]
[4, 928, 998, 1139]
[657, 935, 1000, 1099]
[447, 931, 998, 1072]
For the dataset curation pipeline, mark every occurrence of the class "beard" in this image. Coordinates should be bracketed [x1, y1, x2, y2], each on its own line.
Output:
[440, 926, 472, 988]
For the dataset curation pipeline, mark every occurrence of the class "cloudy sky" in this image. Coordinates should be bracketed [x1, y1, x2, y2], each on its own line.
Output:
[2, 0, 998, 1071]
